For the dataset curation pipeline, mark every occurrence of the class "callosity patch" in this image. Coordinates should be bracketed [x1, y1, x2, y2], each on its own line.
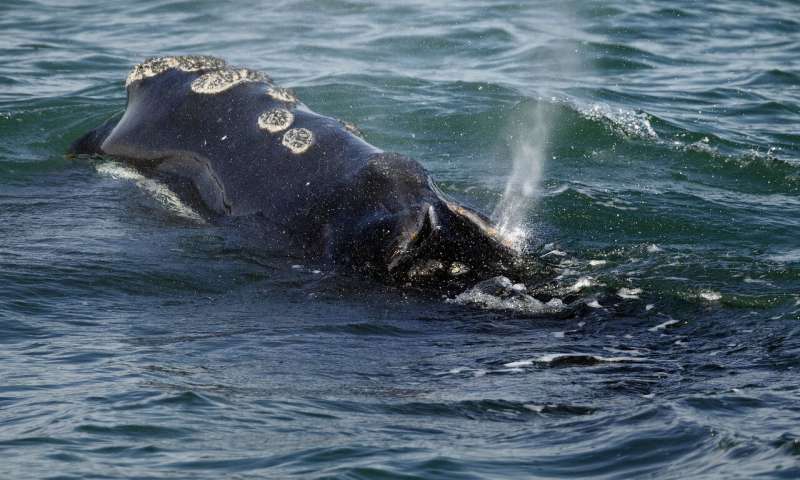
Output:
[258, 108, 294, 133]
[190, 68, 269, 94]
[282, 128, 314, 154]
[267, 86, 298, 104]
[125, 55, 227, 88]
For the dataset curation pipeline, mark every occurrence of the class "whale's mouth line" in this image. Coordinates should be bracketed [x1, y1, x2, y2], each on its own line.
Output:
[93, 161, 206, 223]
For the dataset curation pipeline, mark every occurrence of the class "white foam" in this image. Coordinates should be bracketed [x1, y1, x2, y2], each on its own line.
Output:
[570, 276, 594, 292]
[589, 259, 607, 267]
[448, 367, 470, 374]
[617, 287, 642, 299]
[581, 103, 658, 140]
[497, 367, 525, 374]
[648, 318, 679, 332]
[604, 347, 645, 356]
[504, 359, 534, 368]
[744, 277, 772, 285]
[495, 225, 528, 251]
[544, 184, 570, 196]
[448, 288, 566, 314]
[597, 199, 638, 211]
[767, 248, 800, 263]
[95, 162, 204, 222]
[504, 354, 645, 368]
[685, 136, 717, 155]
[699, 290, 721, 301]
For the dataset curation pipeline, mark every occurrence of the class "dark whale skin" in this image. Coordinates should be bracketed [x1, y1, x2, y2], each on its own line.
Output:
[69, 57, 520, 285]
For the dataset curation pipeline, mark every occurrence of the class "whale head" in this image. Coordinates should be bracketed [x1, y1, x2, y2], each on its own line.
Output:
[325, 153, 523, 286]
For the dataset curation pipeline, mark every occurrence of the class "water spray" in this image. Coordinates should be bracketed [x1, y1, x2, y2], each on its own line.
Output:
[492, 101, 550, 251]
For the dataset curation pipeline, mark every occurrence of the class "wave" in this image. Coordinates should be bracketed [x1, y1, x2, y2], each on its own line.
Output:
[409, 93, 800, 199]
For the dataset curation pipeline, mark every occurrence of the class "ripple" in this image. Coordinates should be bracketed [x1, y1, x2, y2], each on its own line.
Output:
[75, 423, 192, 439]
[356, 399, 597, 422]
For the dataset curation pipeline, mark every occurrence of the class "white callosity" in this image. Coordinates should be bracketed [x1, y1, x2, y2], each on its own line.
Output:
[282, 128, 314, 154]
[190, 68, 269, 94]
[125, 55, 275, 95]
[258, 108, 294, 133]
[125, 55, 227, 88]
[127, 56, 314, 155]
[267, 86, 298, 104]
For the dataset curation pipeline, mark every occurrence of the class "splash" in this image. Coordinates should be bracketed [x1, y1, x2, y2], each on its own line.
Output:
[581, 103, 658, 140]
[447, 275, 569, 314]
[492, 101, 550, 249]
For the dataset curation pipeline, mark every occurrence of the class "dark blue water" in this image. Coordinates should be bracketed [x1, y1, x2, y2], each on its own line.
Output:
[2, 1, 800, 478]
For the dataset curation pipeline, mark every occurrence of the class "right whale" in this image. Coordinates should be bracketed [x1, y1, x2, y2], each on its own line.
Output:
[69, 56, 528, 286]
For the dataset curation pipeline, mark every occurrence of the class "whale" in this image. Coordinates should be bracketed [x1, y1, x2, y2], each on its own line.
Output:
[69, 56, 523, 285]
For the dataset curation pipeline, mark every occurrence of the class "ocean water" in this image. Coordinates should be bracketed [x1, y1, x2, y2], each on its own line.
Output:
[2, 0, 800, 478]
